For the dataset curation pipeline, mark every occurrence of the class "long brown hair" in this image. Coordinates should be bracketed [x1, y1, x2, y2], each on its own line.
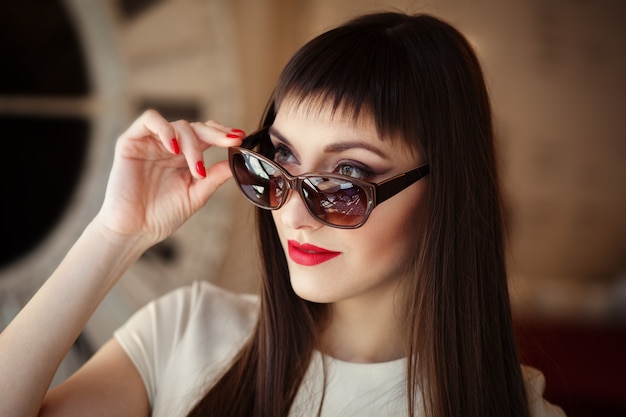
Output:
[187, 12, 530, 417]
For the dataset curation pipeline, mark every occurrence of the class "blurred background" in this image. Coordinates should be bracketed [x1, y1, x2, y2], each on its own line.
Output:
[0, 0, 624, 415]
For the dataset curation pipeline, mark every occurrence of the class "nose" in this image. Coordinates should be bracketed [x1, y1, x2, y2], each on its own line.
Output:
[275, 184, 323, 230]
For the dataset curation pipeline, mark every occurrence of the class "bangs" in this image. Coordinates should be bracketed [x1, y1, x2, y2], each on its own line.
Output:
[272, 14, 424, 152]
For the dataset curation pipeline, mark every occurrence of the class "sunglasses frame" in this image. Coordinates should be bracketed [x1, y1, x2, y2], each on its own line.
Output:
[228, 127, 430, 229]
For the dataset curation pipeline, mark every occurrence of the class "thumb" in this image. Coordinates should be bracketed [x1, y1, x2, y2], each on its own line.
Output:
[189, 159, 234, 206]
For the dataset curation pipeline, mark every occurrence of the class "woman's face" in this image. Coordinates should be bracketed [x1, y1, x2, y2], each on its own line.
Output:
[271, 99, 429, 305]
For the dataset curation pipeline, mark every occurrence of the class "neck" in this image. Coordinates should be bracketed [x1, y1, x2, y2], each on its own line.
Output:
[320, 286, 404, 363]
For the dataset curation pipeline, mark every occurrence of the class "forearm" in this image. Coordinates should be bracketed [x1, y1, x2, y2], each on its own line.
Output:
[0, 218, 152, 417]
[0, 110, 239, 417]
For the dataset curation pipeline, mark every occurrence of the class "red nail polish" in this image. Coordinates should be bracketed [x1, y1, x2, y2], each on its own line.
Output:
[196, 161, 206, 178]
[231, 128, 246, 135]
[226, 133, 240, 139]
[170, 138, 180, 155]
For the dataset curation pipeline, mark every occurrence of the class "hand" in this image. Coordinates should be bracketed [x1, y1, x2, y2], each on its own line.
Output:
[95, 109, 244, 245]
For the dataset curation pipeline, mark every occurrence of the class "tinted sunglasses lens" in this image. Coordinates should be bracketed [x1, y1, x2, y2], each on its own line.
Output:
[232, 152, 285, 208]
[302, 177, 368, 227]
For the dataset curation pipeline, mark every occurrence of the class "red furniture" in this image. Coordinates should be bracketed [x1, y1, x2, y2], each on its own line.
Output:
[515, 319, 626, 417]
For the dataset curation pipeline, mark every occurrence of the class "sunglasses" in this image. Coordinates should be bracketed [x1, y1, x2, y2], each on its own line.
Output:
[228, 127, 430, 229]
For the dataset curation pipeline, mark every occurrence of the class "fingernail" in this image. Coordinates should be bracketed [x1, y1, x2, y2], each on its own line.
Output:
[196, 161, 206, 178]
[170, 138, 180, 155]
[228, 128, 246, 138]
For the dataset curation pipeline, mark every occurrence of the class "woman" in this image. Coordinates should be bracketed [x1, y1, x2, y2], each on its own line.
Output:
[0, 12, 564, 417]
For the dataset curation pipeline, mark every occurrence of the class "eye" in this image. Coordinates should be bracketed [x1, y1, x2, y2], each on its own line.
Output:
[274, 144, 297, 166]
[336, 163, 373, 180]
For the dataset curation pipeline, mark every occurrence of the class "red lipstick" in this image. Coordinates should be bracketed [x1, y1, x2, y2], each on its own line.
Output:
[287, 240, 340, 266]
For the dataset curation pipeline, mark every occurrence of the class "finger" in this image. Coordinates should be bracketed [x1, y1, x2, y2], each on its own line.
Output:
[190, 121, 245, 150]
[171, 120, 207, 179]
[202, 119, 246, 136]
[189, 160, 234, 207]
[120, 110, 179, 155]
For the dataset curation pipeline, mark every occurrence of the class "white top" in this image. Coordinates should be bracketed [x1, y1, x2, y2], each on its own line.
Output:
[113, 281, 565, 417]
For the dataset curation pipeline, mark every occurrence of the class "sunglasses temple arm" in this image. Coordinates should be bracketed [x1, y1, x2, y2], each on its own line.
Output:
[375, 165, 430, 205]
[240, 127, 270, 149]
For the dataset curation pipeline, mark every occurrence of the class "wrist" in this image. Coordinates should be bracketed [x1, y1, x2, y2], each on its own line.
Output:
[87, 215, 156, 259]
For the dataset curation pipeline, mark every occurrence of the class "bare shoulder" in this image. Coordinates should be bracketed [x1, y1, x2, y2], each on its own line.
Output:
[40, 338, 149, 417]
[522, 365, 567, 417]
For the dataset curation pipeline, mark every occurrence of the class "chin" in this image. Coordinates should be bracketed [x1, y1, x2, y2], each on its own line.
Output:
[288, 268, 338, 304]
[290, 282, 333, 304]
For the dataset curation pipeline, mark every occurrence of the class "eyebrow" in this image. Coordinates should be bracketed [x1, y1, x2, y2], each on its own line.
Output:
[268, 126, 389, 160]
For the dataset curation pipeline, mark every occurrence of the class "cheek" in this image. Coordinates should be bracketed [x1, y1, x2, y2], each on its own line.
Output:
[352, 184, 427, 264]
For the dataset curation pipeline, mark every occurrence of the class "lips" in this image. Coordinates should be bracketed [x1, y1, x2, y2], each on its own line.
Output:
[287, 240, 341, 266]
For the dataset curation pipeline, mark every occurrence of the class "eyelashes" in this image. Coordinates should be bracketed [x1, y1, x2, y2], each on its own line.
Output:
[273, 144, 297, 165]
[336, 163, 374, 180]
